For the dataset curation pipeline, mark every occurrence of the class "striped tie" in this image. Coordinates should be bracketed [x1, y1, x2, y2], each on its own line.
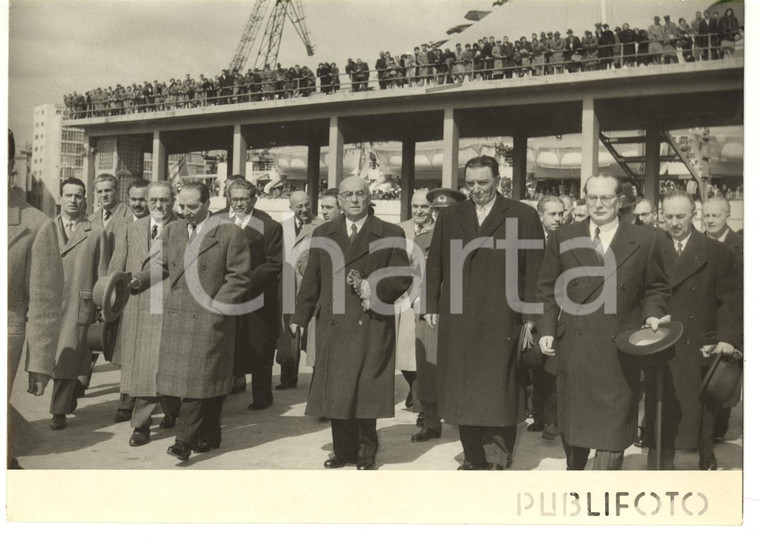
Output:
[676, 241, 683, 257]
[593, 227, 605, 264]
[349, 223, 358, 242]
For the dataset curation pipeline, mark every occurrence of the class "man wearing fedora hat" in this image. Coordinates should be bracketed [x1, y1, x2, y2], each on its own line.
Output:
[643, 190, 741, 470]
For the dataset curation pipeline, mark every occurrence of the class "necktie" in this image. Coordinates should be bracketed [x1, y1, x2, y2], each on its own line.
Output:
[104, 209, 112, 222]
[295, 219, 302, 237]
[415, 224, 422, 236]
[235, 217, 244, 228]
[188, 225, 197, 244]
[593, 227, 605, 264]
[676, 241, 683, 257]
[349, 223, 358, 242]
[476, 206, 487, 226]
[151, 225, 158, 240]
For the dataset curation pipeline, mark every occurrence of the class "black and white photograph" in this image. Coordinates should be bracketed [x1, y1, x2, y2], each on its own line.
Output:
[3, 0, 754, 526]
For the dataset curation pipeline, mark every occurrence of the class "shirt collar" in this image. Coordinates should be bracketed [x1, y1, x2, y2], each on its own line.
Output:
[672, 232, 692, 250]
[189, 213, 209, 236]
[589, 217, 619, 236]
[709, 227, 730, 243]
[346, 214, 368, 236]
[474, 195, 497, 214]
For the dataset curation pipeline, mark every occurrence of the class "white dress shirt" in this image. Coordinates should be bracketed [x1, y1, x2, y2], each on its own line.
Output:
[229, 208, 252, 230]
[346, 214, 368, 237]
[672, 232, 691, 253]
[474, 195, 497, 226]
[589, 217, 619, 252]
[188, 214, 209, 239]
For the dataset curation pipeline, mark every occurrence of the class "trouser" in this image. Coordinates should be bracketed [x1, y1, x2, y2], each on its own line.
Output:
[458, 425, 516, 468]
[175, 396, 226, 446]
[331, 418, 378, 459]
[118, 392, 136, 412]
[531, 368, 557, 426]
[714, 406, 732, 438]
[77, 354, 99, 389]
[560, 432, 624, 470]
[253, 364, 274, 404]
[50, 378, 78, 415]
[131, 395, 181, 430]
[421, 401, 442, 433]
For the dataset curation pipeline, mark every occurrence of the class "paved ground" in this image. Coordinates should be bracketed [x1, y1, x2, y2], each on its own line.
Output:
[10, 359, 743, 471]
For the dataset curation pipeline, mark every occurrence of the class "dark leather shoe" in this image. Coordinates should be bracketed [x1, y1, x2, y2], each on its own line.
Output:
[356, 457, 376, 470]
[485, 463, 505, 470]
[167, 441, 191, 461]
[542, 423, 558, 440]
[129, 429, 150, 447]
[411, 428, 441, 442]
[527, 422, 545, 432]
[323, 455, 357, 468]
[50, 414, 66, 430]
[416, 413, 424, 427]
[113, 409, 132, 423]
[634, 425, 645, 448]
[193, 438, 221, 453]
[73, 380, 86, 399]
[159, 416, 176, 429]
[699, 455, 718, 470]
[457, 461, 486, 470]
[247, 399, 273, 410]
[275, 382, 296, 390]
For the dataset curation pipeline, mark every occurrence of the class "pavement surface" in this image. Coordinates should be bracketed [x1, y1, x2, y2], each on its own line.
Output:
[9, 359, 743, 471]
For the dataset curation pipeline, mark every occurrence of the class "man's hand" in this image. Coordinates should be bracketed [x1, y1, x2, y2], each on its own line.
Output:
[127, 276, 140, 290]
[289, 323, 303, 336]
[538, 336, 555, 356]
[712, 341, 736, 357]
[522, 322, 535, 351]
[644, 315, 671, 332]
[27, 373, 51, 396]
[423, 313, 438, 329]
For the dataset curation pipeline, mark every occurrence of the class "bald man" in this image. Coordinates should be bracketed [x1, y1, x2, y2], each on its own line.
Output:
[279, 190, 323, 389]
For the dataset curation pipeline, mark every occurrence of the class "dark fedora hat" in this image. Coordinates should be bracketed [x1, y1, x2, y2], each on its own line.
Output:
[701, 352, 742, 403]
[93, 271, 131, 322]
[615, 321, 683, 357]
[87, 320, 119, 362]
[618, 182, 642, 210]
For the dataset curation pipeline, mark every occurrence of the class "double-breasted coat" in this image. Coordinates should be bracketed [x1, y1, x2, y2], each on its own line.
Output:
[293, 214, 412, 419]
[536, 220, 670, 451]
[425, 194, 545, 427]
[108, 214, 176, 396]
[133, 217, 251, 399]
[8, 190, 63, 379]
[53, 217, 110, 379]
[643, 229, 741, 450]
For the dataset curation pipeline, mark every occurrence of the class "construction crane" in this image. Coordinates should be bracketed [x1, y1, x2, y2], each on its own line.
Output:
[228, 0, 314, 73]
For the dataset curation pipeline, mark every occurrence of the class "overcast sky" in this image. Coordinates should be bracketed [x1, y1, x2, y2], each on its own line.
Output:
[8, 0, 726, 146]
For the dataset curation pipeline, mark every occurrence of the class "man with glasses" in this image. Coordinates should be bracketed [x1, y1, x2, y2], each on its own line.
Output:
[290, 176, 412, 470]
[633, 198, 657, 228]
[108, 181, 181, 445]
[536, 174, 670, 470]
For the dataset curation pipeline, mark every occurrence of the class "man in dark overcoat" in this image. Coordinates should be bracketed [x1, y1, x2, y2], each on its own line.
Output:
[643, 191, 741, 470]
[537, 174, 670, 470]
[131, 182, 251, 461]
[291, 176, 412, 470]
[424, 156, 545, 470]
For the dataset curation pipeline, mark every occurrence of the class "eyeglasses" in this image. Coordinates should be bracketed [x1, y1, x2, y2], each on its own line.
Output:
[585, 194, 618, 206]
[148, 197, 172, 205]
[230, 197, 252, 204]
[339, 190, 367, 199]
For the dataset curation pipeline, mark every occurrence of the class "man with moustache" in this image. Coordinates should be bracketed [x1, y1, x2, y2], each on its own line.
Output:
[50, 178, 109, 430]
[291, 176, 412, 470]
[642, 191, 740, 470]
[130, 182, 250, 461]
[279, 190, 323, 389]
[425, 156, 545, 470]
[537, 175, 670, 470]
[108, 181, 181, 445]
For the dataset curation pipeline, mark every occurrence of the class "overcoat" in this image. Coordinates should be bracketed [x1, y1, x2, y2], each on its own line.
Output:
[108, 214, 176, 396]
[536, 219, 670, 451]
[133, 217, 251, 398]
[8, 190, 63, 378]
[89, 201, 130, 252]
[644, 230, 741, 450]
[425, 194, 545, 427]
[394, 219, 434, 372]
[293, 214, 412, 419]
[53, 217, 110, 379]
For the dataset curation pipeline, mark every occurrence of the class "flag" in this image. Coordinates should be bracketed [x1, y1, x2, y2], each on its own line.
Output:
[464, 10, 491, 21]
[447, 24, 472, 35]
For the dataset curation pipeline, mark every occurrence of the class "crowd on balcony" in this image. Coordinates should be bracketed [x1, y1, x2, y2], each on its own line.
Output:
[63, 7, 742, 119]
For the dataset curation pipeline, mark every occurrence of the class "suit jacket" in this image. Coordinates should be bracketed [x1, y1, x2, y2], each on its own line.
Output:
[293, 214, 412, 419]
[89, 201, 130, 249]
[8, 190, 63, 378]
[133, 216, 251, 398]
[281, 213, 323, 294]
[53, 216, 110, 379]
[644, 229, 741, 450]
[425, 194, 545, 427]
[536, 219, 670, 450]
[108, 215, 176, 395]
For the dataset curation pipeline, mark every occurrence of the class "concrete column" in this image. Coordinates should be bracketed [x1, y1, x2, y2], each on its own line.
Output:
[83, 135, 97, 214]
[644, 128, 661, 205]
[580, 97, 599, 194]
[151, 130, 167, 182]
[512, 134, 527, 201]
[327, 116, 344, 189]
[307, 141, 321, 211]
[442, 108, 459, 189]
[232, 123, 248, 176]
[400, 139, 416, 221]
